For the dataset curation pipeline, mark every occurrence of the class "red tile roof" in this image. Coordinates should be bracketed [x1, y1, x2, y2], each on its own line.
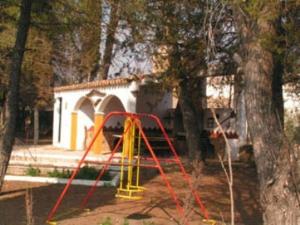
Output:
[54, 75, 145, 92]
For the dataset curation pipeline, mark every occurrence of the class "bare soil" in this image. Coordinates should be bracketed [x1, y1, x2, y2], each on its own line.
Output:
[0, 162, 262, 225]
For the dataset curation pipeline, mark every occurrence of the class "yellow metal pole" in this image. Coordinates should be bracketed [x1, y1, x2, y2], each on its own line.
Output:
[119, 117, 132, 189]
[136, 119, 141, 187]
[127, 120, 135, 189]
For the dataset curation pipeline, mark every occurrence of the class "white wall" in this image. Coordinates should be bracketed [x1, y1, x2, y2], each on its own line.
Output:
[53, 81, 169, 149]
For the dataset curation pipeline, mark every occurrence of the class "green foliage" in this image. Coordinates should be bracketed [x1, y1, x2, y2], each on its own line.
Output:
[26, 166, 41, 177]
[76, 166, 111, 180]
[48, 168, 72, 178]
[76, 166, 99, 180]
[47, 166, 112, 180]
[50, 0, 102, 84]
[0, 1, 54, 110]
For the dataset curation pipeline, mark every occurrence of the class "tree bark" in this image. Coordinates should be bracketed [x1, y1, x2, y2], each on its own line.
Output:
[239, 6, 300, 224]
[178, 80, 202, 160]
[0, 0, 32, 191]
[192, 78, 206, 133]
[234, 72, 248, 147]
[272, 58, 284, 126]
[99, 0, 120, 80]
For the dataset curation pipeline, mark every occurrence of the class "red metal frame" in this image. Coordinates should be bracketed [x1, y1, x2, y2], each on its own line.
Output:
[47, 111, 209, 223]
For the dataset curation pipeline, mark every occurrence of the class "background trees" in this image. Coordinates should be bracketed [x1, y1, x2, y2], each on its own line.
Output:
[0, 0, 32, 191]
[231, 1, 300, 224]
[0, 1, 299, 224]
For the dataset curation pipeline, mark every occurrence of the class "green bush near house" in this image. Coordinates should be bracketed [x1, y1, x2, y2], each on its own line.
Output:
[26, 166, 41, 177]
[47, 166, 112, 180]
[48, 168, 71, 178]
[76, 166, 111, 180]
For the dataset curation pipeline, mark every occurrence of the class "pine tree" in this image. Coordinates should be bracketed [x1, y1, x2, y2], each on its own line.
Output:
[0, 0, 33, 191]
[232, 1, 300, 224]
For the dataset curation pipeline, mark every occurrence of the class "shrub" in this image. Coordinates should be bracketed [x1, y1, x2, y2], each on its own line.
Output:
[48, 168, 71, 178]
[47, 166, 111, 180]
[26, 166, 41, 177]
[76, 166, 111, 180]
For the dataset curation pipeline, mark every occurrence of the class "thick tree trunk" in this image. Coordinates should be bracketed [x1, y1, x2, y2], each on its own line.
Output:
[0, 0, 32, 191]
[234, 72, 248, 147]
[0, 93, 6, 129]
[192, 78, 206, 133]
[99, 0, 120, 80]
[272, 59, 284, 126]
[242, 14, 300, 225]
[178, 80, 202, 160]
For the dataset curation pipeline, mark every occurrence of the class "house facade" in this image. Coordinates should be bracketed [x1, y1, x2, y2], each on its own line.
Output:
[52, 76, 176, 153]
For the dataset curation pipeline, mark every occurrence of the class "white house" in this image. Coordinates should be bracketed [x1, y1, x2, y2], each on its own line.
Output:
[52, 76, 177, 154]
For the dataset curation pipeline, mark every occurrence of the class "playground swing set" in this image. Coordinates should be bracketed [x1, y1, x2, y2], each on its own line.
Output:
[46, 111, 216, 225]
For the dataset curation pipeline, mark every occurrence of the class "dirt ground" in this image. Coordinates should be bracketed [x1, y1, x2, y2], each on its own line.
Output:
[0, 162, 262, 225]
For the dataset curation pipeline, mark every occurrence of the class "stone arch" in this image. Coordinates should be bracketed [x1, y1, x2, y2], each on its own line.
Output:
[96, 95, 126, 113]
[73, 96, 93, 112]
[71, 97, 95, 150]
[94, 95, 126, 153]
[97, 95, 126, 128]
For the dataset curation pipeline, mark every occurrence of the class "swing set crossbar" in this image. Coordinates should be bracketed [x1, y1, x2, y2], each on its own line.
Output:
[46, 111, 210, 224]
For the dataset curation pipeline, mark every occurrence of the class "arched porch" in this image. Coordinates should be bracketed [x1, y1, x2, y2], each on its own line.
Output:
[94, 95, 126, 153]
[70, 94, 127, 154]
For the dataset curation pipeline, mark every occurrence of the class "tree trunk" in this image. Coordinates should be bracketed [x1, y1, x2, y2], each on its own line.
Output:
[0, 0, 32, 191]
[272, 58, 284, 127]
[242, 10, 300, 225]
[33, 107, 39, 145]
[0, 93, 6, 129]
[178, 80, 202, 160]
[99, 0, 120, 80]
[234, 72, 248, 147]
[192, 78, 206, 133]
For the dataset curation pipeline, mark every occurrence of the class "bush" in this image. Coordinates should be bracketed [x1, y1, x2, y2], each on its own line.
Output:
[48, 168, 71, 178]
[26, 166, 41, 176]
[47, 166, 111, 180]
[76, 166, 111, 180]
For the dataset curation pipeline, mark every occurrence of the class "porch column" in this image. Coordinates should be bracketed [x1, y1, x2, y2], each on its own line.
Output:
[70, 112, 78, 150]
[93, 112, 105, 154]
